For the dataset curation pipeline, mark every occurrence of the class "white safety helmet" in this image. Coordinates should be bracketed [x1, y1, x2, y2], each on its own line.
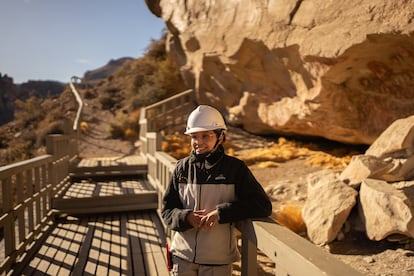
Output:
[184, 105, 227, 135]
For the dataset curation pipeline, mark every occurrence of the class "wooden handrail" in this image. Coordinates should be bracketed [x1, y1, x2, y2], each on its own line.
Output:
[69, 76, 84, 132]
[0, 134, 75, 275]
[141, 89, 196, 134]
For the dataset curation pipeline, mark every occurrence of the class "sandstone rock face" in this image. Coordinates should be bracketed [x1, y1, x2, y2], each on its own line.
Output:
[146, 0, 414, 144]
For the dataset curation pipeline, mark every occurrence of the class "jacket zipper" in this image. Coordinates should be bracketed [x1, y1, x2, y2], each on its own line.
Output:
[193, 168, 203, 263]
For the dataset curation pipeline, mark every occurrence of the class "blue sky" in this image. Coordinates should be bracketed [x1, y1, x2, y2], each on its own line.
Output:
[0, 0, 165, 83]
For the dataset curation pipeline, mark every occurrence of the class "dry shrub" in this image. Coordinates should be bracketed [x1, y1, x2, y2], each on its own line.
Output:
[110, 124, 124, 139]
[272, 203, 307, 234]
[83, 89, 97, 99]
[162, 134, 191, 159]
[99, 95, 116, 110]
[235, 137, 355, 170]
[161, 133, 356, 170]
[109, 111, 140, 140]
[305, 152, 353, 169]
[80, 122, 88, 134]
[124, 128, 136, 139]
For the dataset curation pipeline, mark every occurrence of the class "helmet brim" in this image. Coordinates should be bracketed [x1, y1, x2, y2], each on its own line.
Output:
[184, 126, 227, 135]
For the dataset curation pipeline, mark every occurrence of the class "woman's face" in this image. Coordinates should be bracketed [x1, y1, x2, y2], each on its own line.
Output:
[189, 130, 218, 155]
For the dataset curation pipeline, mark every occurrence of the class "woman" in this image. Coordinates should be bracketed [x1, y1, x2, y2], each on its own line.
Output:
[162, 105, 272, 276]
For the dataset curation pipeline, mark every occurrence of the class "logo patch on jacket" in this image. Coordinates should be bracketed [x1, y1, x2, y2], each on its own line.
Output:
[215, 174, 226, 181]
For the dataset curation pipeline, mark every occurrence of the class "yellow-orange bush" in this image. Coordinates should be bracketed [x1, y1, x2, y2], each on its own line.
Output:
[161, 134, 355, 170]
[80, 121, 88, 134]
[272, 203, 307, 234]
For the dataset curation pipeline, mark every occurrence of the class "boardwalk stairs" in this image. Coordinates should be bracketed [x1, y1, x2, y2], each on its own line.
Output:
[54, 155, 156, 215]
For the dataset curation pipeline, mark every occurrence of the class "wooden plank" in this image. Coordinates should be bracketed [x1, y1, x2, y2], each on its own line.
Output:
[71, 216, 94, 275]
[34, 167, 41, 227]
[84, 217, 101, 275]
[128, 212, 146, 275]
[96, 215, 110, 275]
[52, 193, 158, 215]
[26, 169, 35, 234]
[137, 212, 158, 276]
[119, 213, 132, 276]
[147, 212, 169, 275]
[108, 213, 122, 275]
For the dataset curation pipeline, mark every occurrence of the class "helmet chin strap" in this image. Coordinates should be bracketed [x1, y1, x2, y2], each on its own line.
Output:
[204, 130, 225, 157]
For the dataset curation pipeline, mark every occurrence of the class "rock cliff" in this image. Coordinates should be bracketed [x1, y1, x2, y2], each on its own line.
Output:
[145, 0, 414, 144]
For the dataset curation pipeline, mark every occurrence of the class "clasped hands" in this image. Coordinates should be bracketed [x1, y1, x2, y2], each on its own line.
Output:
[186, 209, 218, 231]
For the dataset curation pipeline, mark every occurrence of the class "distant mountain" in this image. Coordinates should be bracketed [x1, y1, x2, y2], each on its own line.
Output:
[0, 73, 66, 125]
[83, 57, 134, 81]
[18, 80, 66, 99]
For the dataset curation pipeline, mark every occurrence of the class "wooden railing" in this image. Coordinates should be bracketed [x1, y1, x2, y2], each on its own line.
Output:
[139, 90, 364, 276]
[140, 89, 197, 137]
[0, 135, 77, 275]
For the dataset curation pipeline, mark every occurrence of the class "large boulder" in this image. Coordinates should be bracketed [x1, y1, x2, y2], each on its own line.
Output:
[302, 170, 358, 245]
[146, 0, 414, 144]
[340, 115, 414, 185]
[359, 178, 414, 241]
[303, 114, 414, 244]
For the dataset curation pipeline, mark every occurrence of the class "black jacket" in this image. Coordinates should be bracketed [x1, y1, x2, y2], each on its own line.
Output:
[162, 146, 272, 264]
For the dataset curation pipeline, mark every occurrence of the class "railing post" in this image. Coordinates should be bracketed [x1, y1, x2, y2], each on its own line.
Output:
[139, 108, 148, 156]
[238, 220, 258, 276]
[2, 177, 15, 271]
[46, 135, 61, 157]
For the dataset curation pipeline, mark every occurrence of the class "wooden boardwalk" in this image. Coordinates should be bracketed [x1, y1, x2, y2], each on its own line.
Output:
[14, 211, 169, 276]
[8, 156, 170, 276]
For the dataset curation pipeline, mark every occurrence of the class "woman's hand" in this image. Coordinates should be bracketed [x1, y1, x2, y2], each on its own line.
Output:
[200, 209, 218, 231]
[186, 209, 206, 228]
